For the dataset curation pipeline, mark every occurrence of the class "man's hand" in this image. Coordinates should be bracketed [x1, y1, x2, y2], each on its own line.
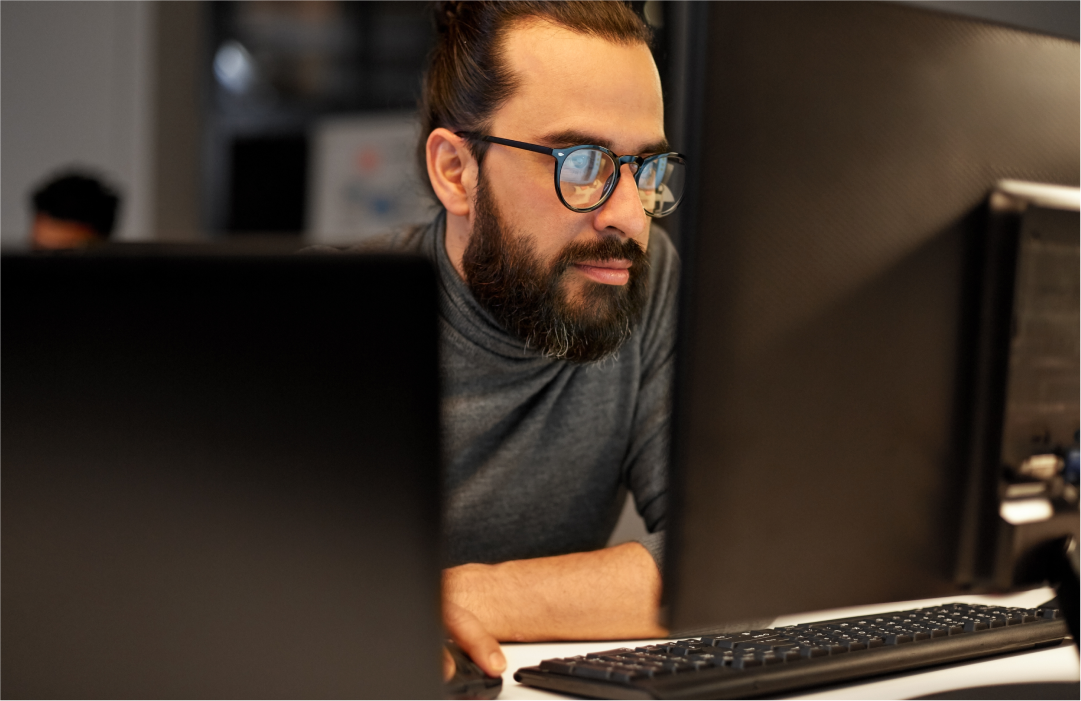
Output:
[442, 599, 506, 680]
[443, 541, 666, 657]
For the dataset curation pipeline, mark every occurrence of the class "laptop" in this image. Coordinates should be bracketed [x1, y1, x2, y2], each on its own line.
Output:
[2, 252, 444, 698]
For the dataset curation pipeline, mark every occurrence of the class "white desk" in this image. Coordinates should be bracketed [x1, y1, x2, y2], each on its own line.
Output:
[496, 587, 1079, 700]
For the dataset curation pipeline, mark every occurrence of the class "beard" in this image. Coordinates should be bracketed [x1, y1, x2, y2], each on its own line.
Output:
[461, 174, 650, 364]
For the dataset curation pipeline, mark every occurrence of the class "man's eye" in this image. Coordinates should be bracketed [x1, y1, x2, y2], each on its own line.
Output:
[562, 151, 603, 185]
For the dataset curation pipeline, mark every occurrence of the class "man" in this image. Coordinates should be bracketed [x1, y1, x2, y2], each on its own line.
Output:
[30, 172, 120, 249]
[344, 2, 686, 677]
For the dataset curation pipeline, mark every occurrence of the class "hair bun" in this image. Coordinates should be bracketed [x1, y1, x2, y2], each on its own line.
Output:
[435, 1, 468, 33]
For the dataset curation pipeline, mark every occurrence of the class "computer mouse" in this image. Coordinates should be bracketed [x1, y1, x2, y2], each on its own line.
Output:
[444, 641, 503, 700]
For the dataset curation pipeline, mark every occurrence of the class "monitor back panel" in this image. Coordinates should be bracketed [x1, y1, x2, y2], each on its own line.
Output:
[2, 254, 444, 699]
[669, 3, 1079, 630]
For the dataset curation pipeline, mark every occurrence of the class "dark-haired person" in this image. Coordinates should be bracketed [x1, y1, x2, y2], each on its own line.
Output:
[326, 2, 687, 677]
[30, 172, 121, 249]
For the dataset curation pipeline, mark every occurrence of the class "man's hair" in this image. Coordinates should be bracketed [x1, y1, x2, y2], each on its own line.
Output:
[31, 172, 121, 238]
[417, 1, 652, 195]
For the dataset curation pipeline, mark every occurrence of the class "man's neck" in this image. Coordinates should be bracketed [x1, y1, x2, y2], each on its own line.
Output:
[444, 209, 470, 281]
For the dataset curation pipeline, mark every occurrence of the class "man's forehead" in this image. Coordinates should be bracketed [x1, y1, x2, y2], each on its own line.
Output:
[495, 20, 665, 154]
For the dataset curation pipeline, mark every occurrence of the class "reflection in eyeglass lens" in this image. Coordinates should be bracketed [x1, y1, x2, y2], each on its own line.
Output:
[559, 149, 615, 209]
[637, 156, 661, 212]
[638, 156, 683, 216]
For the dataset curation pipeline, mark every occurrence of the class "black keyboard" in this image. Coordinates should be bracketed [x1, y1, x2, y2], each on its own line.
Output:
[514, 602, 1069, 699]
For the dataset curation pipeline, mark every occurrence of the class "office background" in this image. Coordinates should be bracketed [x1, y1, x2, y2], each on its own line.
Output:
[3, 1, 1075, 249]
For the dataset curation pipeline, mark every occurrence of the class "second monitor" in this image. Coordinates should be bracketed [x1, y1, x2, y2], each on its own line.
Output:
[667, 2, 1080, 631]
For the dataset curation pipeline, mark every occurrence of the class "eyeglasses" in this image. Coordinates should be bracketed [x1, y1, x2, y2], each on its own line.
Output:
[458, 133, 687, 218]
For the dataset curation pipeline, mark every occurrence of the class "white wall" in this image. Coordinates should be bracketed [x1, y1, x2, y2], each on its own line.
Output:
[1, 1, 155, 247]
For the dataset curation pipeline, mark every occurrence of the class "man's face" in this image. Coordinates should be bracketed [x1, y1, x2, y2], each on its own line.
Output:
[462, 21, 666, 362]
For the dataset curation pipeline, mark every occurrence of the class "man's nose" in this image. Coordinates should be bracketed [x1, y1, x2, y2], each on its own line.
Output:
[593, 164, 648, 239]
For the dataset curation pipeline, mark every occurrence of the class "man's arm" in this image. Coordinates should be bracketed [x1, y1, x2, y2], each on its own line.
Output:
[443, 541, 667, 676]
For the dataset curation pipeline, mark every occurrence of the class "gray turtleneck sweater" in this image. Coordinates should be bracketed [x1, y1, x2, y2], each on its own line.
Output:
[318, 211, 677, 569]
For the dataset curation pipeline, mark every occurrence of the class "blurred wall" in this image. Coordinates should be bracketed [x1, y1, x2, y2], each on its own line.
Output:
[1, 1, 204, 246]
[152, 2, 204, 243]
[886, 0, 1081, 39]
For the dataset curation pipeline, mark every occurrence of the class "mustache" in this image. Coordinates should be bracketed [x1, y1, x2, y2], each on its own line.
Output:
[551, 236, 648, 274]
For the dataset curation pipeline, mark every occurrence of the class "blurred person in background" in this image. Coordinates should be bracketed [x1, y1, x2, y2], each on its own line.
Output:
[30, 172, 121, 249]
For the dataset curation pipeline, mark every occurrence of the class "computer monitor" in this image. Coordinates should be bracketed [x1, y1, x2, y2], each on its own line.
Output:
[1, 253, 444, 698]
[666, 2, 1079, 632]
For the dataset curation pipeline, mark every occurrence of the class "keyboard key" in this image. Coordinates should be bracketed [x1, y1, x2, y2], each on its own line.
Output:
[730, 640, 791, 653]
[658, 661, 690, 670]
[731, 655, 763, 670]
[701, 633, 741, 645]
[571, 662, 615, 680]
[609, 665, 653, 682]
[713, 639, 742, 649]
[797, 645, 828, 658]
[587, 648, 634, 658]
[756, 637, 798, 647]
[661, 660, 696, 672]
[540, 659, 577, 674]
[755, 651, 784, 665]
[667, 643, 707, 656]
[828, 638, 867, 651]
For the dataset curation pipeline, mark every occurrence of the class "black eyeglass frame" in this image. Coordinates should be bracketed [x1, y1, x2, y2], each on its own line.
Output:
[457, 132, 687, 217]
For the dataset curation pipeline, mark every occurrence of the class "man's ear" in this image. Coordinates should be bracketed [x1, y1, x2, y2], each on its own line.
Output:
[426, 128, 478, 217]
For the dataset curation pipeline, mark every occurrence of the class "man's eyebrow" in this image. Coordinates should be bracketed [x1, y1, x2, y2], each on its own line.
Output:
[538, 130, 670, 155]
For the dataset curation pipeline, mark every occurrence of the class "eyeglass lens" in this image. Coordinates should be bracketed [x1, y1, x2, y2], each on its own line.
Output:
[637, 155, 685, 217]
[558, 149, 617, 210]
[557, 148, 685, 216]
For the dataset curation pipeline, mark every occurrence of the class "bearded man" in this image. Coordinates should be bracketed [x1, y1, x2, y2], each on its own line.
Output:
[325, 2, 687, 675]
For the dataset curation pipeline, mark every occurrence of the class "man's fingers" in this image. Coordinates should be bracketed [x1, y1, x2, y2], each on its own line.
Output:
[443, 647, 456, 682]
[444, 600, 506, 677]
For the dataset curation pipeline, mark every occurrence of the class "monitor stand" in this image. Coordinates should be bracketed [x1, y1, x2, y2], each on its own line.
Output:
[960, 182, 1079, 651]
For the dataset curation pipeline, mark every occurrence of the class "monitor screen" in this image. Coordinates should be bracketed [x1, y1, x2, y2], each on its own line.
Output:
[667, 2, 1078, 631]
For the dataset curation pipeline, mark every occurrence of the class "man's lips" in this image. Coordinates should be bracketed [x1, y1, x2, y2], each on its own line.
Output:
[572, 259, 632, 285]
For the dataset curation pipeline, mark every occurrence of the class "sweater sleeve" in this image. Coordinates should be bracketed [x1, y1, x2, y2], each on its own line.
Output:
[623, 227, 680, 573]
